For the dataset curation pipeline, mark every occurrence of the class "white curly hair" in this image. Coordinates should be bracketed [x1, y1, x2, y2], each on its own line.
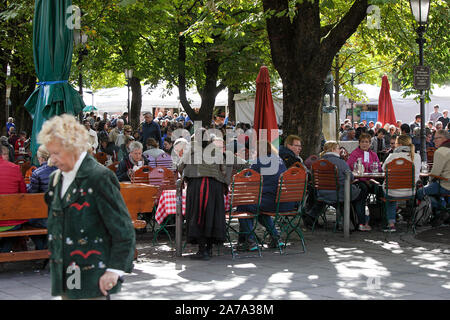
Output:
[37, 113, 89, 154]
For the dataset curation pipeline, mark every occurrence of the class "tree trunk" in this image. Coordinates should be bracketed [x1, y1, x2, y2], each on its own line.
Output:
[177, 35, 194, 121]
[282, 73, 324, 157]
[130, 76, 142, 130]
[198, 54, 226, 126]
[262, 0, 368, 158]
[177, 34, 225, 127]
[227, 87, 239, 122]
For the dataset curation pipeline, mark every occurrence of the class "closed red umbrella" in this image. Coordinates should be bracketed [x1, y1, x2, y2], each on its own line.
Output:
[253, 66, 279, 146]
[377, 75, 397, 127]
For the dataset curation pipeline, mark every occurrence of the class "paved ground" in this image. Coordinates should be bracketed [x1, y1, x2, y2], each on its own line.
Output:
[415, 225, 450, 245]
[0, 220, 449, 301]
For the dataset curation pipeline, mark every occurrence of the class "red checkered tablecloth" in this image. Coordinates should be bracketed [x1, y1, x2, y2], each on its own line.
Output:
[155, 189, 230, 224]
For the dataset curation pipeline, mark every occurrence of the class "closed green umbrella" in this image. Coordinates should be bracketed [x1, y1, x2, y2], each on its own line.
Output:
[25, 0, 85, 159]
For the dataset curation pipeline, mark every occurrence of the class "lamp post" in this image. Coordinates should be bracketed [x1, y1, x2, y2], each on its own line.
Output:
[409, 0, 430, 162]
[124, 69, 134, 118]
[349, 67, 356, 123]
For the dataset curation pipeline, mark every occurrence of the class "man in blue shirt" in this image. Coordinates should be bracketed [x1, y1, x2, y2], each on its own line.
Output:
[139, 112, 163, 150]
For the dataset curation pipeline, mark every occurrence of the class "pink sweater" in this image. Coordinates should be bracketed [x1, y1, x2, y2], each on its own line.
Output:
[347, 147, 382, 180]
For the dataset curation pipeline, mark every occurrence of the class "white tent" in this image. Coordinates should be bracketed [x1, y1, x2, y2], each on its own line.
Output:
[83, 84, 229, 114]
[339, 84, 450, 124]
[233, 92, 283, 125]
[233, 84, 450, 125]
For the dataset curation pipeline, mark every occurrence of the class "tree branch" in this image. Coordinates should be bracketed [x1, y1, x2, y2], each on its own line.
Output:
[319, 0, 369, 71]
[138, 32, 178, 84]
[321, 23, 336, 39]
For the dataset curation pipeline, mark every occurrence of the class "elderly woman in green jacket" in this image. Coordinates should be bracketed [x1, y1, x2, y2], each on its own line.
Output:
[38, 114, 135, 300]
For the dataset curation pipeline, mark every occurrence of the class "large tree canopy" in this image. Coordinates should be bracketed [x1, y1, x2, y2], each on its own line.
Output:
[1, 0, 449, 145]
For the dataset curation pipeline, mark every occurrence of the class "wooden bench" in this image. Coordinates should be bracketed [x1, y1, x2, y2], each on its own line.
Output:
[0, 184, 158, 263]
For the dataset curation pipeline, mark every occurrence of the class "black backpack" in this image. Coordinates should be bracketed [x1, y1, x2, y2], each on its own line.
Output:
[413, 196, 433, 227]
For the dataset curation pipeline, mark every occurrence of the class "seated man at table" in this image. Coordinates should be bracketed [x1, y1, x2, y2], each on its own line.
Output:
[116, 141, 149, 182]
[279, 134, 303, 168]
[416, 130, 450, 226]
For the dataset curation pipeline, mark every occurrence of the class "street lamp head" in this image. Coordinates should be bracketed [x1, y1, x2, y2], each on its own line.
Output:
[124, 69, 134, 79]
[409, 0, 431, 25]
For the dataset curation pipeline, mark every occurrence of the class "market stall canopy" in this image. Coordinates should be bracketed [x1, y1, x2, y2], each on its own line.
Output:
[350, 84, 450, 124]
[24, 0, 85, 158]
[83, 84, 228, 114]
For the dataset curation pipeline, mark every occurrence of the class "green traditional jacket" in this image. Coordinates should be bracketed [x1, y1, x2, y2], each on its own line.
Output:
[44, 154, 135, 299]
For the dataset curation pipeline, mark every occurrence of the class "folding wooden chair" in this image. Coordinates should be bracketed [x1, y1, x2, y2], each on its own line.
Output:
[260, 165, 308, 254]
[148, 166, 176, 195]
[130, 165, 152, 184]
[304, 155, 319, 171]
[225, 168, 262, 259]
[155, 153, 173, 170]
[95, 152, 108, 165]
[291, 161, 303, 168]
[145, 154, 157, 168]
[380, 157, 416, 233]
[149, 167, 178, 245]
[311, 159, 342, 232]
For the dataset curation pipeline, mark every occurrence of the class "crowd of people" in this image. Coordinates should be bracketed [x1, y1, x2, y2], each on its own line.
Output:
[338, 105, 450, 161]
[1, 106, 449, 298]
